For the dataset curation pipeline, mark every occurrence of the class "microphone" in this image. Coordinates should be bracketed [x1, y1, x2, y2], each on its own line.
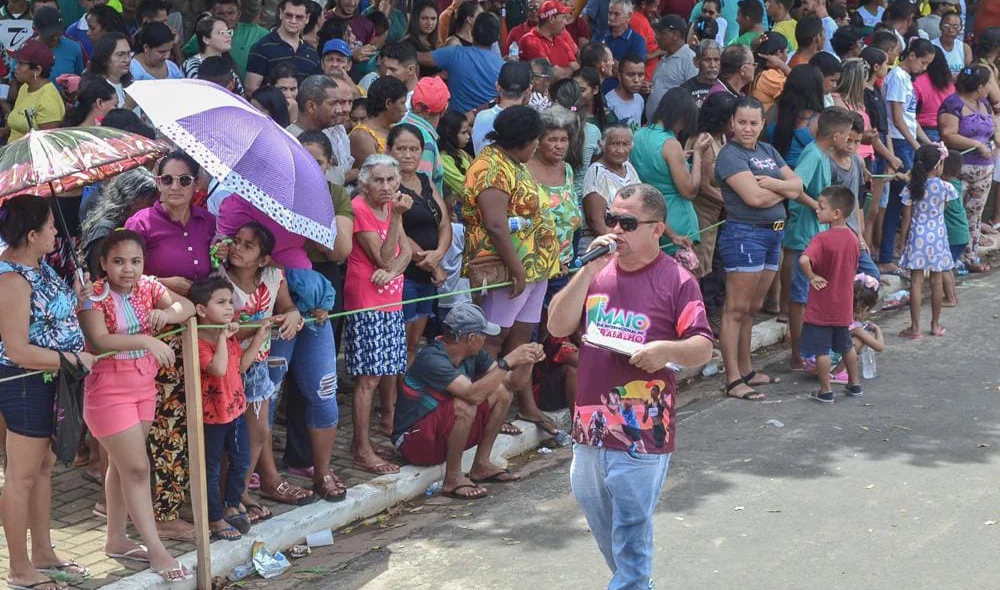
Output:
[570, 240, 617, 269]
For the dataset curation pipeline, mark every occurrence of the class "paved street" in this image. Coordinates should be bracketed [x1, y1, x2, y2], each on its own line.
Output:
[282, 270, 1000, 590]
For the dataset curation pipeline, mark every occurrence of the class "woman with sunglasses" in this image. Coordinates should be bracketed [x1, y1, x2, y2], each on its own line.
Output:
[125, 150, 217, 541]
[715, 97, 802, 401]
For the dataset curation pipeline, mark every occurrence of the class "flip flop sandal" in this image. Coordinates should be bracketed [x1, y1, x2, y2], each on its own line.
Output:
[210, 525, 242, 542]
[244, 503, 273, 523]
[248, 472, 260, 491]
[499, 422, 522, 435]
[515, 415, 559, 436]
[37, 562, 90, 581]
[224, 513, 251, 534]
[470, 469, 520, 484]
[106, 546, 150, 563]
[724, 378, 764, 401]
[742, 370, 781, 386]
[898, 329, 923, 340]
[442, 484, 488, 500]
[7, 579, 67, 590]
[352, 460, 400, 475]
[930, 327, 946, 336]
[155, 564, 193, 583]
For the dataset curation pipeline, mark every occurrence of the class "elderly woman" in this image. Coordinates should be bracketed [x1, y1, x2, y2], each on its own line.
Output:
[525, 106, 582, 286]
[0, 195, 96, 590]
[716, 97, 802, 401]
[125, 150, 215, 540]
[581, 124, 641, 248]
[939, 64, 998, 273]
[631, 88, 713, 264]
[345, 155, 413, 474]
[389, 124, 451, 364]
[463, 105, 560, 434]
[87, 33, 133, 108]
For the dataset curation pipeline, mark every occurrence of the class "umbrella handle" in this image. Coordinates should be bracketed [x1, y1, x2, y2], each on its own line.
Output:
[48, 182, 87, 285]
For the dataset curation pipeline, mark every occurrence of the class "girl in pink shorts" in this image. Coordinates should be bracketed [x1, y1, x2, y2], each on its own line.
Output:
[79, 230, 195, 582]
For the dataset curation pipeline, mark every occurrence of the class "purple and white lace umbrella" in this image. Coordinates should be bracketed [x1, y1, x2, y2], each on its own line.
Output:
[125, 79, 336, 247]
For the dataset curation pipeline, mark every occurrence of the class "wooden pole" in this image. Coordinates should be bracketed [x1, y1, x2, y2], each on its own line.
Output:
[181, 317, 213, 589]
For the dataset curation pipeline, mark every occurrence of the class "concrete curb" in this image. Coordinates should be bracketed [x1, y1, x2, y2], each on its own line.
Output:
[108, 252, 975, 588]
[103, 417, 559, 590]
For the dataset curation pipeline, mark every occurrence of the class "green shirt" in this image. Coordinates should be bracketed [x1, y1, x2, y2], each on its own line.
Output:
[728, 30, 763, 48]
[630, 125, 699, 252]
[784, 141, 830, 251]
[181, 22, 269, 78]
[945, 179, 970, 246]
[362, 6, 407, 44]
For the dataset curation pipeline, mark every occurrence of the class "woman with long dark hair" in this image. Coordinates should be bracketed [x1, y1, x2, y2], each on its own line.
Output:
[750, 32, 790, 114]
[404, 0, 441, 77]
[690, 91, 737, 277]
[573, 66, 608, 131]
[444, 0, 481, 47]
[250, 86, 291, 127]
[130, 22, 183, 81]
[61, 74, 118, 127]
[913, 47, 955, 142]
[766, 64, 823, 167]
[437, 110, 472, 197]
[87, 32, 133, 108]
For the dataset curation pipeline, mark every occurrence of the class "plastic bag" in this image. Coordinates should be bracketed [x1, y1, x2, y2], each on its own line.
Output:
[51, 353, 88, 463]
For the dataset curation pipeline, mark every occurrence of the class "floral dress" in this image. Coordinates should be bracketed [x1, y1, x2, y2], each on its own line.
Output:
[539, 163, 582, 267]
[0, 261, 83, 366]
[899, 178, 958, 272]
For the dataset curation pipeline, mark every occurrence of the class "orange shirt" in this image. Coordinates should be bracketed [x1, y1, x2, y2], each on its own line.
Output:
[629, 12, 659, 80]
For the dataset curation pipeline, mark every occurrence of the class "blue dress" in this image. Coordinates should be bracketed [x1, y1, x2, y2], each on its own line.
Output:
[899, 178, 957, 272]
[0, 261, 84, 366]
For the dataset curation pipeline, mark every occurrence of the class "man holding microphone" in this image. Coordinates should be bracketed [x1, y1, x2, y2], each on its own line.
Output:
[548, 183, 714, 589]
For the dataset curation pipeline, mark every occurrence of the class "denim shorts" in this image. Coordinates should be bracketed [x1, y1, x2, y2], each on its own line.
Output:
[0, 364, 56, 438]
[788, 249, 809, 304]
[243, 360, 276, 404]
[268, 324, 339, 429]
[800, 323, 853, 356]
[402, 280, 436, 322]
[717, 221, 784, 273]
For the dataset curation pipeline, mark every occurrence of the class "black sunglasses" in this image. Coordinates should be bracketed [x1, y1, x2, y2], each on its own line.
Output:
[156, 174, 196, 188]
[605, 212, 659, 232]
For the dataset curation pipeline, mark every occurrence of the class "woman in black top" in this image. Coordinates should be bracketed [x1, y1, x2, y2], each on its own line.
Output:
[388, 124, 451, 363]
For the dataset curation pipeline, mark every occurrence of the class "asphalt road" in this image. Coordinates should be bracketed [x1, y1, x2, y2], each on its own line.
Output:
[283, 271, 1000, 590]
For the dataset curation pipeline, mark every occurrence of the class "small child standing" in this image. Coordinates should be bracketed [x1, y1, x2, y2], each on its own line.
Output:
[940, 149, 969, 307]
[436, 190, 471, 321]
[190, 277, 270, 541]
[798, 185, 862, 403]
[898, 144, 958, 339]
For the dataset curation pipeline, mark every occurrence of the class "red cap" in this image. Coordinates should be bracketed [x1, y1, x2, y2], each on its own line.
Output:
[539, 0, 571, 21]
[411, 76, 450, 114]
[8, 39, 55, 69]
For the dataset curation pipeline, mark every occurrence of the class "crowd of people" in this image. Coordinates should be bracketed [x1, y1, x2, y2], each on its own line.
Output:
[0, 0, 998, 587]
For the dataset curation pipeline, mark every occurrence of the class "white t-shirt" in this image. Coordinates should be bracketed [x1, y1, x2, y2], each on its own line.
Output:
[472, 104, 502, 155]
[821, 16, 838, 54]
[604, 90, 645, 132]
[884, 65, 917, 141]
[582, 161, 642, 207]
[856, 4, 883, 28]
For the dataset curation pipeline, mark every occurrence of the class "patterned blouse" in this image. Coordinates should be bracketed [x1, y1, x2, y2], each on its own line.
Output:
[0, 261, 84, 367]
[538, 163, 582, 266]
[461, 145, 560, 283]
[82, 275, 167, 360]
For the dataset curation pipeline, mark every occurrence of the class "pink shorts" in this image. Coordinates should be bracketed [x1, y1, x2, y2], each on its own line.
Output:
[480, 279, 548, 328]
[84, 355, 159, 439]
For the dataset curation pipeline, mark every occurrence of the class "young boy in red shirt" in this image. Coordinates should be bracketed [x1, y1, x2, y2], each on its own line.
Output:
[191, 277, 271, 541]
[798, 185, 862, 403]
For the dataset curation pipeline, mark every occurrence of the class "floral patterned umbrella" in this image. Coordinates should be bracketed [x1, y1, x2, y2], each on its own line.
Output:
[0, 126, 170, 200]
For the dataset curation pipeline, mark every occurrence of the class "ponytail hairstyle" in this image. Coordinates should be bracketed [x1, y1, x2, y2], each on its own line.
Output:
[61, 74, 117, 127]
[907, 144, 945, 202]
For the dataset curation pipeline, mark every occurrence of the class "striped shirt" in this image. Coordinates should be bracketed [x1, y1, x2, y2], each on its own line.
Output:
[399, 112, 444, 195]
[245, 31, 321, 81]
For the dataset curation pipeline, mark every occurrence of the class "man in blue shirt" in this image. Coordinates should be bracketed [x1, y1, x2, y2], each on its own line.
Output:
[244, 0, 321, 95]
[417, 12, 504, 113]
[33, 6, 85, 85]
[596, 0, 647, 63]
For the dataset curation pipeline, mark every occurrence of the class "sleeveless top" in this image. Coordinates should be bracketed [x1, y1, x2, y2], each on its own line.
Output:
[0, 261, 84, 367]
[630, 125, 700, 249]
[933, 38, 965, 77]
[350, 122, 387, 155]
[401, 172, 442, 283]
[537, 162, 582, 266]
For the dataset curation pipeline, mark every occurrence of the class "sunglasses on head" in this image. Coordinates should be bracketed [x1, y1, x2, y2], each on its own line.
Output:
[605, 212, 659, 232]
[156, 174, 196, 188]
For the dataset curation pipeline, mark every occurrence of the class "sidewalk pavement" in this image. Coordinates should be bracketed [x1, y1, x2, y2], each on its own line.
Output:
[0, 251, 962, 589]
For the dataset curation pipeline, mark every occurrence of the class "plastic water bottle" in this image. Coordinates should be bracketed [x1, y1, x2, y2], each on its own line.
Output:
[861, 346, 876, 379]
[425, 481, 442, 496]
[509, 41, 519, 61]
[508, 216, 532, 232]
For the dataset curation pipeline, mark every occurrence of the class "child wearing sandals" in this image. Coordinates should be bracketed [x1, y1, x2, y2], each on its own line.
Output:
[798, 186, 863, 403]
[898, 144, 957, 340]
[940, 149, 969, 307]
[801, 274, 885, 382]
[79, 229, 194, 582]
[220, 222, 303, 523]
[191, 277, 271, 541]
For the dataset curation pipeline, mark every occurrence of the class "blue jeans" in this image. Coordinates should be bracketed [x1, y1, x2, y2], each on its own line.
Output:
[857, 249, 880, 282]
[880, 139, 916, 264]
[204, 415, 250, 522]
[571, 444, 671, 589]
[268, 321, 339, 429]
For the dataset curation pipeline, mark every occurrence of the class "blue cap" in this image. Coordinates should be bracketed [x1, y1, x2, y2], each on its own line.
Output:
[322, 39, 351, 58]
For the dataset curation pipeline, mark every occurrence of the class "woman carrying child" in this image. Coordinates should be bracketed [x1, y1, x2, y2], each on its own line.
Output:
[898, 144, 960, 339]
[79, 230, 194, 581]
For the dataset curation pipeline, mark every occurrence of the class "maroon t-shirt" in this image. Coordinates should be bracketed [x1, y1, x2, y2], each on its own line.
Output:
[572, 253, 713, 455]
[803, 227, 860, 327]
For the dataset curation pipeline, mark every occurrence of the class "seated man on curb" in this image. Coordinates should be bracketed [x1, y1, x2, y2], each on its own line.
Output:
[392, 304, 545, 499]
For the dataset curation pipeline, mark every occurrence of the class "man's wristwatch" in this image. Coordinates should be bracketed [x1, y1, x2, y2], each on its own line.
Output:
[496, 358, 511, 372]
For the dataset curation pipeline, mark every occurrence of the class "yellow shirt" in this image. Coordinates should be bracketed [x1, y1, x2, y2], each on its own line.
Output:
[772, 19, 798, 52]
[8, 82, 65, 143]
